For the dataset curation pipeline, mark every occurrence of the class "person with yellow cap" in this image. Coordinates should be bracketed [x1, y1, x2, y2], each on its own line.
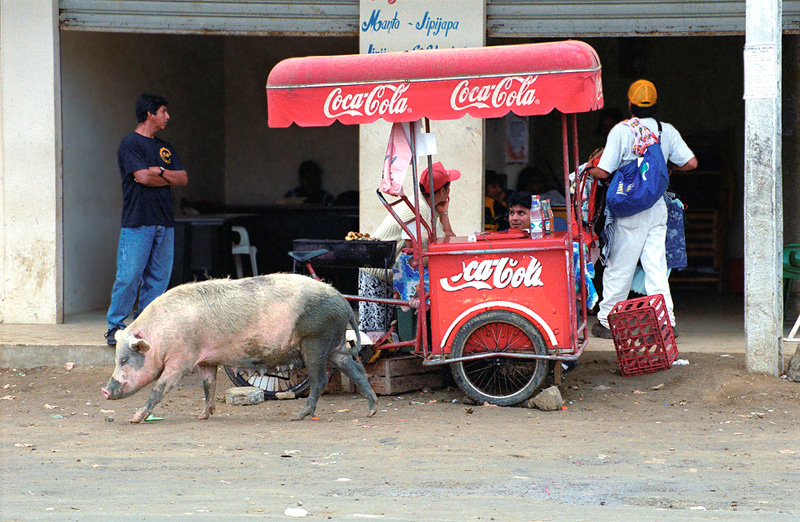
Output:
[586, 79, 698, 339]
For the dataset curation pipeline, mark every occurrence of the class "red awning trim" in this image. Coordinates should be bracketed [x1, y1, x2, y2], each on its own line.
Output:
[267, 40, 604, 128]
[267, 66, 601, 90]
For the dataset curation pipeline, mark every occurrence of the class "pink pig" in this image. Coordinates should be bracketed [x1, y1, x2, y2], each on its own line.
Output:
[101, 274, 377, 423]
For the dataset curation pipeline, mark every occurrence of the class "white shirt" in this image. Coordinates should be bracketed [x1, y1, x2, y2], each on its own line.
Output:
[399, 196, 444, 242]
[361, 196, 442, 280]
[597, 117, 695, 175]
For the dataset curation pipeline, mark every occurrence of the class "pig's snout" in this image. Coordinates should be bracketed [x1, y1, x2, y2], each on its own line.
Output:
[101, 379, 124, 400]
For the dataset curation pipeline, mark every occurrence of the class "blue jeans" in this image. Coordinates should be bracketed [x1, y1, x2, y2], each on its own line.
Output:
[106, 225, 175, 330]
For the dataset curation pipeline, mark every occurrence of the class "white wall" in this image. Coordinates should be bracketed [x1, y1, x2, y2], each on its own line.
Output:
[0, 0, 62, 323]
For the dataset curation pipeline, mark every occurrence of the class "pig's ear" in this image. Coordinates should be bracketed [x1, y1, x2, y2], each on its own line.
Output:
[114, 328, 125, 345]
[130, 338, 152, 354]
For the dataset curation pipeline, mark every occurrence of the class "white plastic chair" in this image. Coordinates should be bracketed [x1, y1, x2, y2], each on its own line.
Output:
[231, 226, 258, 278]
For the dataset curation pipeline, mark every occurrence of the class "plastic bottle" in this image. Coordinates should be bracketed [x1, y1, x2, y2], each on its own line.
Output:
[530, 195, 544, 238]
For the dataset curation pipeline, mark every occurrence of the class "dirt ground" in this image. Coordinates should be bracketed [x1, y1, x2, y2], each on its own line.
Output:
[2, 350, 800, 522]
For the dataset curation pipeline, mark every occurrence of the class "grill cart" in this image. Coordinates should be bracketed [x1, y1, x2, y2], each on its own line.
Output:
[264, 40, 604, 405]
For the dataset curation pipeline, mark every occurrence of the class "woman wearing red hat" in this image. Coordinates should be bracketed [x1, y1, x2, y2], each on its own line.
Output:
[358, 161, 460, 337]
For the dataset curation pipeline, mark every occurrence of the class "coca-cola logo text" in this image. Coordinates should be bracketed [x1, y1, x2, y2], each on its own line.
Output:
[440, 257, 543, 292]
[450, 76, 539, 112]
[324, 84, 409, 119]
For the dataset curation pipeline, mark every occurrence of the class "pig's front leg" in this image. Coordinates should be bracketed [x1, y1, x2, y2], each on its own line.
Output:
[197, 364, 218, 420]
[130, 368, 186, 423]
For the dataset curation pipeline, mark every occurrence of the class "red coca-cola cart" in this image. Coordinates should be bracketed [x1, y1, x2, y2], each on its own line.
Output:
[266, 40, 603, 405]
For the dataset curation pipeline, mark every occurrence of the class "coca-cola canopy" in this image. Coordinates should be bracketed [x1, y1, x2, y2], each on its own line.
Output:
[267, 40, 603, 128]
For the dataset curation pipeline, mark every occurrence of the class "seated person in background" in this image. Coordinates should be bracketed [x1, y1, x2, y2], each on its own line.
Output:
[358, 162, 460, 336]
[506, 190, 533, 231]
[516, 165, 566, 205]
[484, 170, 508, 232]
[284, 160, 335, 206]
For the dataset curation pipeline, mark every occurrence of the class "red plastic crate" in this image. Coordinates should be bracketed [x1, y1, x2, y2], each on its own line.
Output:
[607, 294, 678, 376]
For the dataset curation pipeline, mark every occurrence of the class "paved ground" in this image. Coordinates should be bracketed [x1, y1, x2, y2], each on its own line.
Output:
[3, 291, 800, 521]
[2, 350, 800, 522]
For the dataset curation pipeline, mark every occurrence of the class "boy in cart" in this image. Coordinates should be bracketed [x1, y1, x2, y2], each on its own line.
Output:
[506, 191, 534, 231]
[506, 190, 599, 315]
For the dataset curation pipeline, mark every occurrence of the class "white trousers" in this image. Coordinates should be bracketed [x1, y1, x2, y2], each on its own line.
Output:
[597, 198, 675, 327]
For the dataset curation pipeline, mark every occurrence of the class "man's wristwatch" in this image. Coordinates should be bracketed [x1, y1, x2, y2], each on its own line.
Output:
[159, 166, 165, 177]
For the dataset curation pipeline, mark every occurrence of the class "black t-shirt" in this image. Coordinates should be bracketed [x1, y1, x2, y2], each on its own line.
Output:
[117, 132, 184, 227]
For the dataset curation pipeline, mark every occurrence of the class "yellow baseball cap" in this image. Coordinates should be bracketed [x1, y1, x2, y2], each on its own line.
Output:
[628, 79, 657, 107]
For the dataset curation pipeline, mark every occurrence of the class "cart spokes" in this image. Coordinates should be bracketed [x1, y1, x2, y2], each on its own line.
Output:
[450, 310, 549, 406]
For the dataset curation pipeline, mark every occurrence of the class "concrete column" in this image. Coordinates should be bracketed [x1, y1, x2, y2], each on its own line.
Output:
[0, 0, 63, 323]
[358, 3, 486, 236]
[744, 0, 782, 374]
[359, 119, 484, 236]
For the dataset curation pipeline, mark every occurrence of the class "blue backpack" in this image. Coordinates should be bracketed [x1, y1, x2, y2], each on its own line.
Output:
[606, 120, 669, 218]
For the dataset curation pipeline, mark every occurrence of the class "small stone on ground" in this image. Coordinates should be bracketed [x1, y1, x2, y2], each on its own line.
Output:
[225, 386, 264, 406]
[527, 385, 563, 411]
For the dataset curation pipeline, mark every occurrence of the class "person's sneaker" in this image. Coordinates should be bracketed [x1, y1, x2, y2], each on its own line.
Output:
[672, 326, 680, 339]
[104, 327, 119, 346]
[591, 321, 613, 339]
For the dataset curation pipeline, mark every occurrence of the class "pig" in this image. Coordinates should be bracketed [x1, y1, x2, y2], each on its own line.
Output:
[101, 274, 378, 423]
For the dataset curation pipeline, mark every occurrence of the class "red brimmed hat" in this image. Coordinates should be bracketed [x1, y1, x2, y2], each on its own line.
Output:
[420, 162, 461, 192]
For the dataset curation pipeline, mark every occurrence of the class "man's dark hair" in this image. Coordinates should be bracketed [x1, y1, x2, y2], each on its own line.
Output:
[135, 93, 169, 123]
[298, 160, 322, 179]
[507, 191, 533, 209]
[486, 170, 502, 187]
[630, 103, 658, 119]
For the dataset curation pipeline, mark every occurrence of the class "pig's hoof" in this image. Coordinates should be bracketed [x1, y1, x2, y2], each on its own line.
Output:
[129, 410, 148, 423]
[198, 406, 213, 420]
[290, 415, 305, 421]
[368, 408, 378, 417]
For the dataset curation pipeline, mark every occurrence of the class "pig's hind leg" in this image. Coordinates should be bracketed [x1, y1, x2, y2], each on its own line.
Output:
[330, 351, 378, 417]
[292, 345, 331, 421]
[197, 364, 218, 420]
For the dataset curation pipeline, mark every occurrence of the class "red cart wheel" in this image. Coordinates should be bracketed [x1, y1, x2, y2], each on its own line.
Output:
[450, 310, 548, 406]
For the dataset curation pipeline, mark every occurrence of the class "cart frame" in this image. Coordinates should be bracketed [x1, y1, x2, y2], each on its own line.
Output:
[266, 40, 604, 400]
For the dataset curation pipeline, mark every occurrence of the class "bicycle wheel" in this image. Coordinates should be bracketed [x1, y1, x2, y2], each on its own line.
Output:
[223, 339, 373, 399]
[224, 365, 313, 398]
[450, 310, 548, 406]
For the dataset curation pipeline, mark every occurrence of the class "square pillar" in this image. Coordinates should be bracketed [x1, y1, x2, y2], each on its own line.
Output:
[0, 0, 63, 323]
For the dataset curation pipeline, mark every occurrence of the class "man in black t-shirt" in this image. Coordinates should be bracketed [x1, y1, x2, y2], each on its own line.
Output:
[105, 93, 189, 345]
